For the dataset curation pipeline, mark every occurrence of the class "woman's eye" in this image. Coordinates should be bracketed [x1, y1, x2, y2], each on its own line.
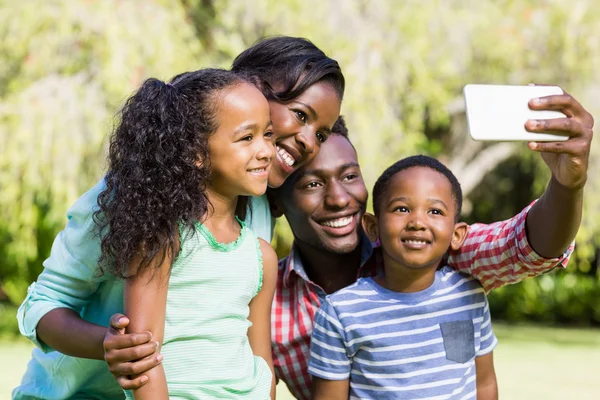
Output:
[294, 110, 307, 123]
[264, 131, 274, 139]
[241, 135, 253, 141]
[316, 132, 327, 143]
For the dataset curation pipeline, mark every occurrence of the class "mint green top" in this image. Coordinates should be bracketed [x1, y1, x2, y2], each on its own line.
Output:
[125, 219, 272, 399]
[14, 179, 273, 400]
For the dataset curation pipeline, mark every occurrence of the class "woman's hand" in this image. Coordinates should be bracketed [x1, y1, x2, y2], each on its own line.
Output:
[103, 313, 163, 390]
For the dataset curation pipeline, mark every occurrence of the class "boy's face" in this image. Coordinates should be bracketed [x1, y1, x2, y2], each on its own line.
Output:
[367, 166, 466, 270]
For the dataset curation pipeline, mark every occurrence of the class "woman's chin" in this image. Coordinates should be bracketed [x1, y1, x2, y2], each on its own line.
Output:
[267, 166, 292, 189]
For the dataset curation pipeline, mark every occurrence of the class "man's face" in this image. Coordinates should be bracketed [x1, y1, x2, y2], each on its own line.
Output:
[277, 134, 368, 254]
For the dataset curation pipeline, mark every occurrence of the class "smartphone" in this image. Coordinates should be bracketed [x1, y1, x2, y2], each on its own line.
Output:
[463, 84, 569, 141]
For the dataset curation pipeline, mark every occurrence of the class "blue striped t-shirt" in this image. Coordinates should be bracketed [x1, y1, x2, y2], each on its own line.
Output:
[308, 266, 497, 399]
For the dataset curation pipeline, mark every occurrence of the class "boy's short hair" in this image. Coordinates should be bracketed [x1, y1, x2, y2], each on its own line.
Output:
[372, 155, 462, 221]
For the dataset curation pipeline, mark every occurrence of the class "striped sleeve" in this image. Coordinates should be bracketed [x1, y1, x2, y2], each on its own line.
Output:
[308, 298, 351, 381]
[447, 201, 573, 293]
[477, 296, 497, 356]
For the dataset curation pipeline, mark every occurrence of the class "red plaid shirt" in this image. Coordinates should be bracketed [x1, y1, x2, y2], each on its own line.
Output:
[271, 203, 573, 399]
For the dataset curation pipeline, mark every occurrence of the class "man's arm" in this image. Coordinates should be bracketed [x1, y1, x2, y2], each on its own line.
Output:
[448, 90, 593, 291]
[247, 239, 278, 400]
[475, 352, 498, 400]
[312, 377, 350, 400]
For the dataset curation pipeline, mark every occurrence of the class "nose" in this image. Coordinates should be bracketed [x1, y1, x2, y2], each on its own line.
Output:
[324, 181, 351, 210]
[406, 212, 426, 230]
[256, 136, 274, 161]
[295, 126, 317, 155]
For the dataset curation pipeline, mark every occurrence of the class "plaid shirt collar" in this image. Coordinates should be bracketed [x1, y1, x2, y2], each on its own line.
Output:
[282, 230, 377, 288]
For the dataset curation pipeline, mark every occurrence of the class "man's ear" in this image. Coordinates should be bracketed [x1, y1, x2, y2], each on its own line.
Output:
[450, 222, 468, 251]
[267, 188, 286, 219]
[362, 212, 379, 242]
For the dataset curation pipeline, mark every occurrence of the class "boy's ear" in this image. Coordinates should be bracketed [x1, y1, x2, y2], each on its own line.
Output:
[267, 188, 286, 219]
[450, 222, 468, 251]
[362, 212, 379, 242]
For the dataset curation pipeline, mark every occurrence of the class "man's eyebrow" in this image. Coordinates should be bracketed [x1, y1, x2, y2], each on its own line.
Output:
[300, 162, 360, 177]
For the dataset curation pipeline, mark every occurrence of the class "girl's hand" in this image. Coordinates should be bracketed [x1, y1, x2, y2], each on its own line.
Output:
[103, 313, 162, 390]
[525, 90, 594, 191]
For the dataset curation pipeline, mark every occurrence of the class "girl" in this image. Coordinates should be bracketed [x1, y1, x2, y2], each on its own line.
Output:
[101, 68, 277, 399]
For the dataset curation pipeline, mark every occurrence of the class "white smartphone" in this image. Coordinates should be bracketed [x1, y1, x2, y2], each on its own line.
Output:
[463, 84, 569, 141]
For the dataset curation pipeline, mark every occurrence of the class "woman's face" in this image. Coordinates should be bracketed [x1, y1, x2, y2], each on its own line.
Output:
[267, 81, 341, 188]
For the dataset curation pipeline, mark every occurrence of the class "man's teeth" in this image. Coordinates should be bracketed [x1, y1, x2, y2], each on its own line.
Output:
[404, 239, 428, 244]
[320, 216, 353, 228]
[277, 146, 295, 167]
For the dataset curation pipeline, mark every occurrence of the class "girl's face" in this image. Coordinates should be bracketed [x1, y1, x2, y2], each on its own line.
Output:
[208, 83, 274, 199]
[267, 82, 342, 188]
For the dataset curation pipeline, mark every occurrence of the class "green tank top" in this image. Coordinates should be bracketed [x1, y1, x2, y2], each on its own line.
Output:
[126, 219, 272, 399]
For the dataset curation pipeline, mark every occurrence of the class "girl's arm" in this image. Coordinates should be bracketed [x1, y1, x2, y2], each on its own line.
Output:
[475, 352, 498, 400]
[124, 251, 172, 400]
[248, 239, 278, 399]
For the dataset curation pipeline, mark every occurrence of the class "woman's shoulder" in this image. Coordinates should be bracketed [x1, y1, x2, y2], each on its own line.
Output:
[246, 195, 273, 242]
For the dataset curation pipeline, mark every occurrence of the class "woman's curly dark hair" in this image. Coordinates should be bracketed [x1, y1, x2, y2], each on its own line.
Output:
[94, 68, 248, 278]
[232, 36, 345, 103]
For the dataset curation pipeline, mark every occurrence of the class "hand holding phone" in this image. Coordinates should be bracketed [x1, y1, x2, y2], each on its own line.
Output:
[463, 84, 569, 141]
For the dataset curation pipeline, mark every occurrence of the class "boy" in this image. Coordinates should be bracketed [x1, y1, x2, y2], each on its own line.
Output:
[308, 155, 498, 399]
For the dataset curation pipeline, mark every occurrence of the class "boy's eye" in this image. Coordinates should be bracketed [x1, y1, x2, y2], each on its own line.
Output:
[394, 206, 409, 213]
[429, 209, 443, 215]
[294, 110, 307, 123]
[316, 131, 327, 143]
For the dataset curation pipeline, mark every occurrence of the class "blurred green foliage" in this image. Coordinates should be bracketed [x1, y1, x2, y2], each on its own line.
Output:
[0, 0, 599, 329]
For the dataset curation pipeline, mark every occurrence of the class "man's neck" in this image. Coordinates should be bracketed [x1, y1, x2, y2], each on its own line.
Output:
[294, 239, 363, 295]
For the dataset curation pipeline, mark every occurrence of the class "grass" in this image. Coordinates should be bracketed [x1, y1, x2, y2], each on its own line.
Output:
[4, 323, 600, 399]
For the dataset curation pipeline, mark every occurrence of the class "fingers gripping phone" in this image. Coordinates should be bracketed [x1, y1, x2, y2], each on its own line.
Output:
[463, 84, 569, 141]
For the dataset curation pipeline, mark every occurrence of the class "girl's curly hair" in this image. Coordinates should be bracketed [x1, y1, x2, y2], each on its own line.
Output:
[94, 68, 248, 278]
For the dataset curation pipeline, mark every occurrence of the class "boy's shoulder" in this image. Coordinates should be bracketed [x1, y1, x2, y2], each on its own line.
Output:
[436, 265, 485, 293]
[325, 277, 377, 305]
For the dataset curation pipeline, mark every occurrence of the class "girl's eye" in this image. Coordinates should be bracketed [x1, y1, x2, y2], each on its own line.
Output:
[316, 131, 327, 143]
[294, 110, 307, 123]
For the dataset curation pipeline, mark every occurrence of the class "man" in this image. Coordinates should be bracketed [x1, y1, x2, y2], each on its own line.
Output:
[105, 98, 592, 399]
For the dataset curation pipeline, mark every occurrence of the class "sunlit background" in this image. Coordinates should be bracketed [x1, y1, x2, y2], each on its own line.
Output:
[1, 1, 599, 398]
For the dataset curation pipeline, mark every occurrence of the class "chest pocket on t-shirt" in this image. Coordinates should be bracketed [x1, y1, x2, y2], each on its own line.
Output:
[440, 320, 475, 363]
